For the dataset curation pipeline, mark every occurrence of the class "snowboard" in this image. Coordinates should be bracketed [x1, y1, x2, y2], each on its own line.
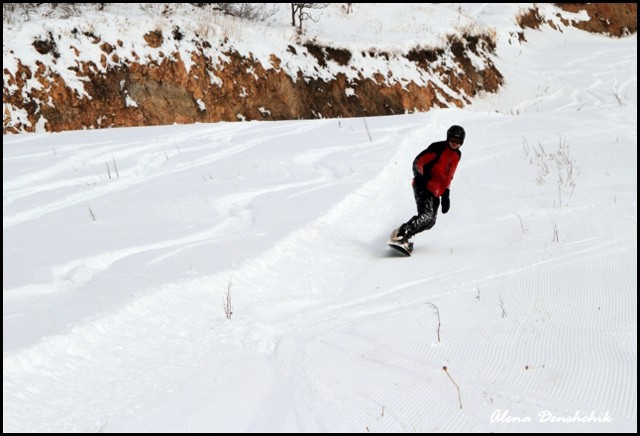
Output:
[388, 228, 413, 256]
[388, 241, 413, 256]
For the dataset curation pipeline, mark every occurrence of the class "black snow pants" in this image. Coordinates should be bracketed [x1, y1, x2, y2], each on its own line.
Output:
[399, 186, 440, 239]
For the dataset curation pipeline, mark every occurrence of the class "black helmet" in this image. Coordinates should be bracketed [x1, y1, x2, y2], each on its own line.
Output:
[447, 125, 465, 142]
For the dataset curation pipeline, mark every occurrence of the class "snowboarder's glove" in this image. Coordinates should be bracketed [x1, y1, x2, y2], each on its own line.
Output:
[441, 189, 450, 214]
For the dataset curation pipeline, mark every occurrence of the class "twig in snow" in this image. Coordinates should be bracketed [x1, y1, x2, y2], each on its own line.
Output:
[112, 157, 119, 178]
[363, 117, 372, 142]
[427, 303, 441, 342]
[443, 366, 463, 409]
[515, 213, 526, 234]
[223, 279, 233, 319]
[498, 295, 507, 318]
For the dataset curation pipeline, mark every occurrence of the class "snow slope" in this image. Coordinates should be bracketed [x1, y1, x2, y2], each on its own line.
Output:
[3, 4, 637, 433]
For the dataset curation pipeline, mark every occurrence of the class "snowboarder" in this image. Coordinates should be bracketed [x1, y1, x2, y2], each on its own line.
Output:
[391, 125, 465, 249]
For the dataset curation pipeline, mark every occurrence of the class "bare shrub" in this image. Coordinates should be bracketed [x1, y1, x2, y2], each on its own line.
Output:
[526, 137, 579, 207]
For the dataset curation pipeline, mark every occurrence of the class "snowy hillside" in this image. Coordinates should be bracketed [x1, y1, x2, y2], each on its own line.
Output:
[3, 3, 507, 133]
[3, 4, 637, 433]
[10, 3, 628, 133]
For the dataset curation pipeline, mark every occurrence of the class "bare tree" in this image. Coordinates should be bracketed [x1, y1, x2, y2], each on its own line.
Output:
[221, 3, 278, 21]
[290, 3, 328, 31]
[3, 3, 40, 22]
[192, 3, 277, 21]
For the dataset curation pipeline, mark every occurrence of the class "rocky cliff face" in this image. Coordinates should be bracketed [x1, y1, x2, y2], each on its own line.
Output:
[3, 31, 502, 134]
[2, 3, 635, 135]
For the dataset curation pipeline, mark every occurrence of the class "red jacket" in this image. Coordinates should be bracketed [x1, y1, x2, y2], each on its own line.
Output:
[412, 140, 461, 197]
